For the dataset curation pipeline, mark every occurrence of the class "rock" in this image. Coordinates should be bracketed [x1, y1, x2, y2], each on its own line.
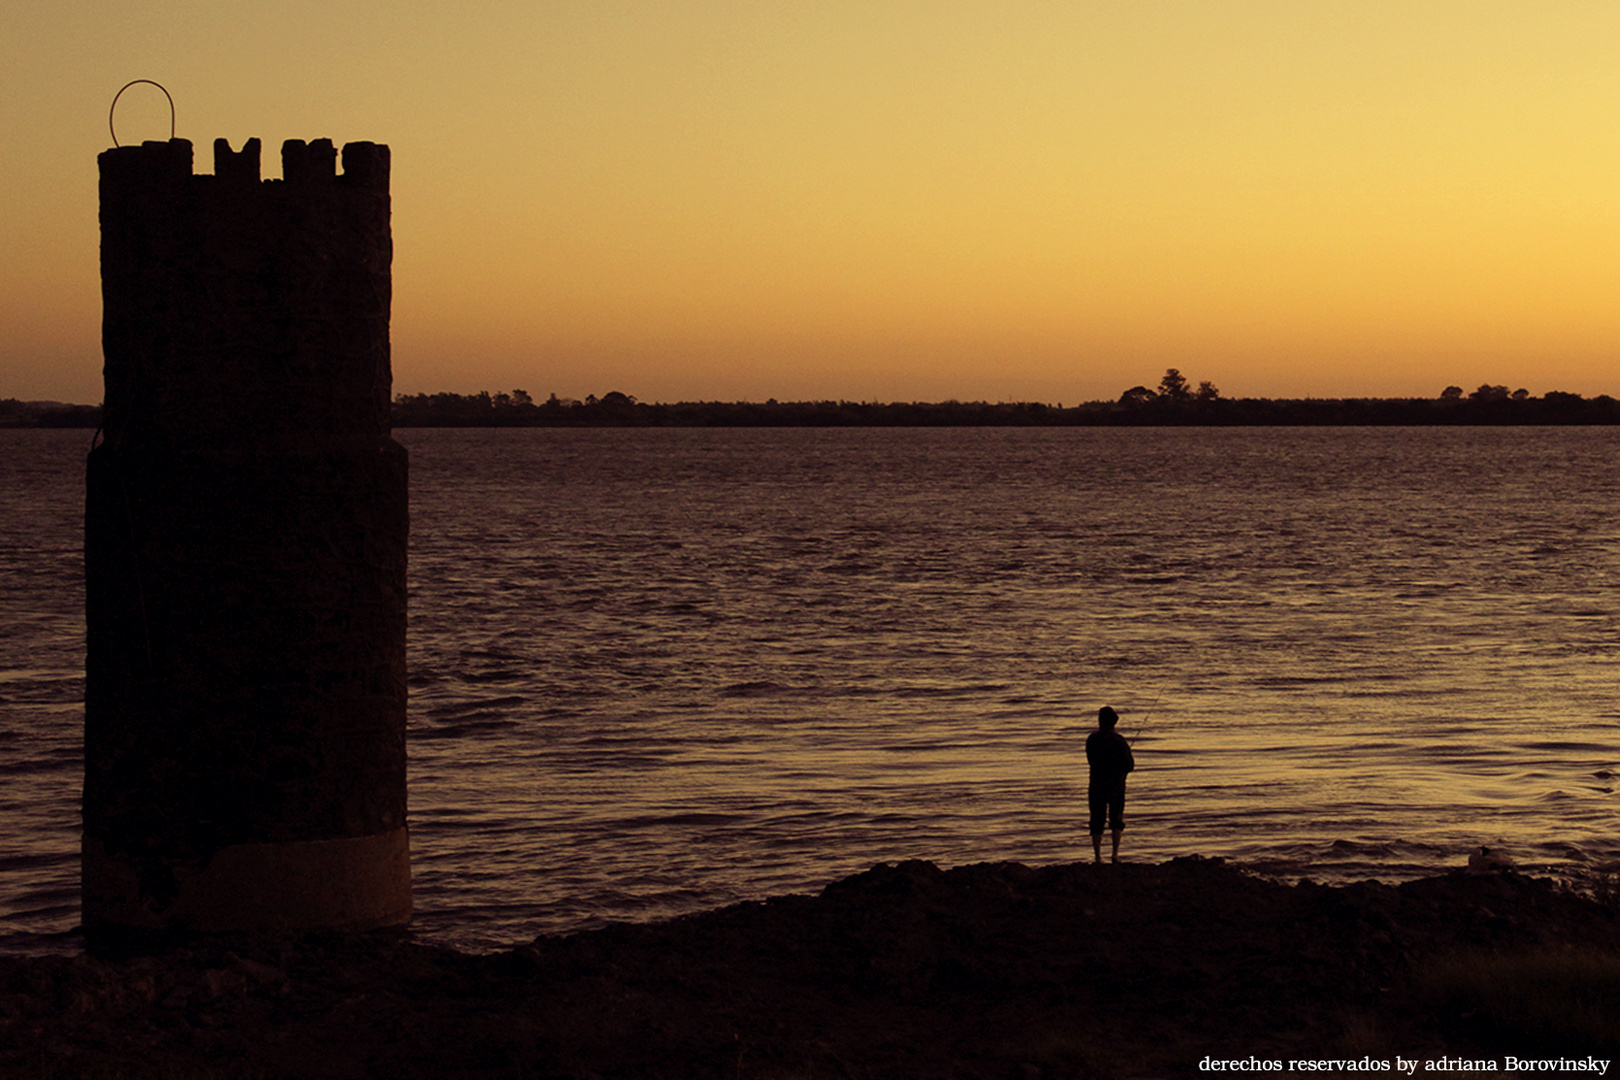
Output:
[1, 858, 1617, 1078]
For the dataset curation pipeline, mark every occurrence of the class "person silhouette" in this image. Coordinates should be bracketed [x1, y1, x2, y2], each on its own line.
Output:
[1087, 706, 1136, 864]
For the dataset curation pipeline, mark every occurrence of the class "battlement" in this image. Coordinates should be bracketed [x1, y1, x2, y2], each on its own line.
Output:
[98, 136, 389, 192]
[98, 137, 392, 444]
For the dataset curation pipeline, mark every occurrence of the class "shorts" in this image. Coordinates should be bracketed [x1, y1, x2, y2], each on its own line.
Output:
[1088, 788, 1125, 835]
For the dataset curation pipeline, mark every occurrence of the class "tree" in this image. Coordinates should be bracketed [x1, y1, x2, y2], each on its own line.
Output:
[1440, 386, 1463, 401]
[1158, 368, 1191, 401]
[1195, 380, 1221, 403]
[1119, 385, 1158, 407]
[1469, 384, 1509, 403]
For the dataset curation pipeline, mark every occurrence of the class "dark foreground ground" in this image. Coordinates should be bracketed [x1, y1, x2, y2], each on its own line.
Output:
[4, 856, 1619, 1079]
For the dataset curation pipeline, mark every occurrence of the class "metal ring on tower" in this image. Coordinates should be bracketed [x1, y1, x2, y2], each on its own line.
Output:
[109, 79, 176, 147]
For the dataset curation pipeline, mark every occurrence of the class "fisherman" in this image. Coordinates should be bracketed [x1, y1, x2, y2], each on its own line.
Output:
[1087, 706, 1136, 864]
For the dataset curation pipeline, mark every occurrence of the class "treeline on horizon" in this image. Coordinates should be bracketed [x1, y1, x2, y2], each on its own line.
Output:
[389, 375, 1620, 427]
[7, 373, 1620, 428]
[0, 399, 102, 428]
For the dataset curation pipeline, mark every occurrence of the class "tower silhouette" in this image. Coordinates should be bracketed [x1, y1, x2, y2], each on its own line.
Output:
[85, 136, 410, 932]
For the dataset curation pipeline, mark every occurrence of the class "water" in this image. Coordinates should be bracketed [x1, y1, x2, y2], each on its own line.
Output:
[2, 426, 1617, 954]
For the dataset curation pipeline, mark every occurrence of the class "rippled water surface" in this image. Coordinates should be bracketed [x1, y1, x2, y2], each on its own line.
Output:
[2, 426, 1617, 952]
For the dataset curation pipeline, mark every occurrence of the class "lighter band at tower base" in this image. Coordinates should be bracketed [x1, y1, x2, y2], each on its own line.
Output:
[82, 827, 411, 932]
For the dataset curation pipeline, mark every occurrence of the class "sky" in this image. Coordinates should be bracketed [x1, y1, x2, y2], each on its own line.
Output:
[4, 1, 1620, 406]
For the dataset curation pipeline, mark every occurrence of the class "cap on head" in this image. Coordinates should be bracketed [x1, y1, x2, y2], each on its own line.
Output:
[1098, 706, 1119, 729]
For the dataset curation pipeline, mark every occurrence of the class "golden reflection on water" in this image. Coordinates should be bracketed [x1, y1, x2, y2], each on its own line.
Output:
[0, 427, 1617, 952]
[396, 427, 1619, 950]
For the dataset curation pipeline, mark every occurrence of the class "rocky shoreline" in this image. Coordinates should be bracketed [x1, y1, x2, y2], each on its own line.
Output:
[3, 856, 1618, 1079]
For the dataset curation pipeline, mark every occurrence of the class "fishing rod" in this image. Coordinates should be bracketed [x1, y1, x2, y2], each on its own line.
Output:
[1127, 689, 1164, 747]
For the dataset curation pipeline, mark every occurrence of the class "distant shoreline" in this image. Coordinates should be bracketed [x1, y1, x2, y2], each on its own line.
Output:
[0, 401, 102, 428]
[391, 392, 1620, 427]
[9, 393, 1620, 428]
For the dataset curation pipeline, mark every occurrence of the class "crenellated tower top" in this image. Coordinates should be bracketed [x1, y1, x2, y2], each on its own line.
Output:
[98, 137, 392, 445]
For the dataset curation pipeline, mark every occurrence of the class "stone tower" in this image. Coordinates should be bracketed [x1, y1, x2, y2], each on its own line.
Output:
[85, 137, 410, 933]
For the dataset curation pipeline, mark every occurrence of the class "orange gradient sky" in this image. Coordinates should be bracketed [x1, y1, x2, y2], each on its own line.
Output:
[4, 1, 1620, 405]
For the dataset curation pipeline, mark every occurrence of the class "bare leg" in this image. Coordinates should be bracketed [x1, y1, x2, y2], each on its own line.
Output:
[1110, 829, 1122, 864]
[1091, 834, 1102, 863]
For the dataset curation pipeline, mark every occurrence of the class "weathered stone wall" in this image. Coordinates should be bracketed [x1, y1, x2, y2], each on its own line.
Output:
[85, 138, 409, 933]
